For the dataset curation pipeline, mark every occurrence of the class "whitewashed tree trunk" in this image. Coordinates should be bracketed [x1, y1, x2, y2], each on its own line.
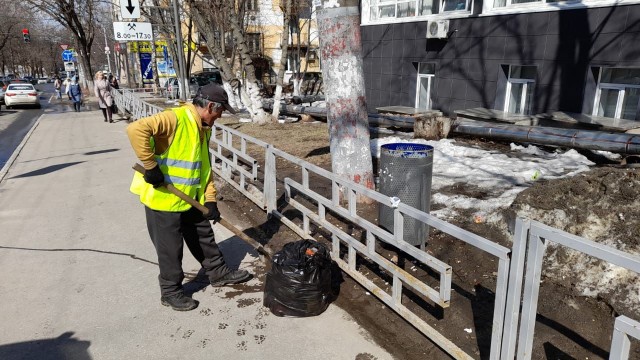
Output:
[222, 81, 241, 109]
[293, 78, 301, 96]
[190, 3, 247, 110]
[317, 0, 375, 195]
[222, 1, 271, 124]
[272, 0, 292, 122]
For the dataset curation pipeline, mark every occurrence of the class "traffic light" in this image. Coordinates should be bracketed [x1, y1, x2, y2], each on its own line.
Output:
[22, 29, 30, 43]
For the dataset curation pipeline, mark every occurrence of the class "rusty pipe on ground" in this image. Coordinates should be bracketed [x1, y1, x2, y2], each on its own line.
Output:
[453, 119, 640, 155]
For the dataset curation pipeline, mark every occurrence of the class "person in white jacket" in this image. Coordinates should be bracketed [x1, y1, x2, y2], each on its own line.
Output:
[63, 77, 71, 98]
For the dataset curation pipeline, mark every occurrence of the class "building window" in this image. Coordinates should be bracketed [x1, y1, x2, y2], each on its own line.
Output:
[593, 67, 640, 120]
[415, 63, 435, 110]
[246, 33, 261, 54]
[442, 0, 469, 11]
[504, 65, 536, 115]
[368, 0, 467, 19]
[246, 0, 259, 11]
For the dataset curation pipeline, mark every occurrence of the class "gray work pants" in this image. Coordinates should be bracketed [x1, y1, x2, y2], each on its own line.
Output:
[144, 206, 230, 296]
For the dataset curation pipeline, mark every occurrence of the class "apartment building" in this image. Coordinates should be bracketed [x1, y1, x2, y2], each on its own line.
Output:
[244, 0, 321, 85]
[361, 0, 640, 120]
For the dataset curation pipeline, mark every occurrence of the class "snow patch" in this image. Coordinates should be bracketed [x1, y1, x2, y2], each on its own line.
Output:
[371, 137, 594, 222]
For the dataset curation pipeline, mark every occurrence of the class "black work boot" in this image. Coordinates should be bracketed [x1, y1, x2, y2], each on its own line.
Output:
[160, 293, 199, 311]
[210, 269, 252, 287]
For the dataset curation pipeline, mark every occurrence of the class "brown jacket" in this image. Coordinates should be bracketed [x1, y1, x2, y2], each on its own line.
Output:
[126, 103, 217, 202]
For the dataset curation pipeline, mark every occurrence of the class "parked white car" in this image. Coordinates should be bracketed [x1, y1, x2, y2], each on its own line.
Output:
[4, 84, 40, 108]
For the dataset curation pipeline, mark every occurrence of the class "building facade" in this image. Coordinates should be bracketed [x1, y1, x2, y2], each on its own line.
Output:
[245, 0, 321, 85]
[361, 0, 640, 120]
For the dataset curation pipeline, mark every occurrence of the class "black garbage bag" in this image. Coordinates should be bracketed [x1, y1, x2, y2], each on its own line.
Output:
[263, 239, 332, 317]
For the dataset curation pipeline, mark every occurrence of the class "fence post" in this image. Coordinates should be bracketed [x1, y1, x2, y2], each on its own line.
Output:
[264, 145, 277, 215]
[500, 218, 530, 360]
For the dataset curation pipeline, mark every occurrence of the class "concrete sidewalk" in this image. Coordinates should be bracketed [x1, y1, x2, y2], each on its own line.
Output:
[0, 107, 392, 359]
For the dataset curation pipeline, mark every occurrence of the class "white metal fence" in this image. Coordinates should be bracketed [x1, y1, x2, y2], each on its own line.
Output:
[119, 89, 640, 360]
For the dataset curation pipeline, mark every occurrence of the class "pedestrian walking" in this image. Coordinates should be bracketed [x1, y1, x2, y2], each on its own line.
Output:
[68, 76, 82, 112]
[108, 74, 120, 90]
[93, 71, 113, 123]
[54, 76, 62, 99]
[126, 83, 250, 312]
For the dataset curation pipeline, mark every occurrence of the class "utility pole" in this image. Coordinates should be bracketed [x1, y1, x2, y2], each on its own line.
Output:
[172, 0, 188, 100]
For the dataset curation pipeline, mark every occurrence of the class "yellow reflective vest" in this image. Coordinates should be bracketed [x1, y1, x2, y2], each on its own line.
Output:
[130, 107, 211, 212]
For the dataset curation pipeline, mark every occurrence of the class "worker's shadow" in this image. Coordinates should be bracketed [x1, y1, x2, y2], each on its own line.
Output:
[183, 236, 259, 296]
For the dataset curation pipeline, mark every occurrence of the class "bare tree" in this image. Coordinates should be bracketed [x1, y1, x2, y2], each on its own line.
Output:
[189, 0, 271, 123]
[189, 3, 241, 108]
[23, 0, 99, 88]
[271, 0, 292, 122]
[0, 8, 21, 56]
[316, 0, 374, 195]
[289, 0, 319, 96]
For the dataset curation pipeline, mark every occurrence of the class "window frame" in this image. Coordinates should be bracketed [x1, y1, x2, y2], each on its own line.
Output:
[415, 63, 436, 110]
[246, 0, 259, 11]
[483, 0, 640, 17]
[367, 0, 472, 21]
[503, 65, 536, 115]
[592, 82, 640, 120]
[245, 32, 262, 55]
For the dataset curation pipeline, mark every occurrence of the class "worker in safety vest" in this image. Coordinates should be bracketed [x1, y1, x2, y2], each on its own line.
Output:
[127, 83, 251, 311]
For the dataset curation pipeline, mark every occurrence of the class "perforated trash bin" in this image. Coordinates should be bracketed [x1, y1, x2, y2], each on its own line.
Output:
[378, 143, 434, 247]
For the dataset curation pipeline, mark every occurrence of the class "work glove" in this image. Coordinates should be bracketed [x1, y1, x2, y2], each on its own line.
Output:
[204, 202, 221, 222]
[143, 165, 165, 188]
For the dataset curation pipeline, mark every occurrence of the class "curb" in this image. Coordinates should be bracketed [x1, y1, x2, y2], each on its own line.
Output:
[0, 113, 45, 183]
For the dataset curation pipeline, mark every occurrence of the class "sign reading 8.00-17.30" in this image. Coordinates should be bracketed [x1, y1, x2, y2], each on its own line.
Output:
[113, 22, 152, 41]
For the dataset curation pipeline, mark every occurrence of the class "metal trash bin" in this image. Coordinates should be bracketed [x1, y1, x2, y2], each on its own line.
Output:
[378, 143, 434, 247]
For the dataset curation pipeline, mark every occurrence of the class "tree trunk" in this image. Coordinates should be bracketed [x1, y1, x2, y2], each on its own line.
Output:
[221, 0, 271, 124]
[317, 1, 375, 196]
[189, 3, 245, 109]
[272, 0, 292, 122]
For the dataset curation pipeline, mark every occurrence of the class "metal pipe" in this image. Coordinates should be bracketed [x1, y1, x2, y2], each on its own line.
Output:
[262, 102, 416, 129]
[454, 119, 640, 155]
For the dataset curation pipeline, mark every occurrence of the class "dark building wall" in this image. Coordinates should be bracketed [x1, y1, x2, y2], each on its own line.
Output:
[361, 5, 640, 115]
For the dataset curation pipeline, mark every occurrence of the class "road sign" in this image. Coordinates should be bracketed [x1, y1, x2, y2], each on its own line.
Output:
[113, 22, 152, 41]
[62, 50, 74, 62]
[60, 44, 69, 50]
[120, 0, 140, 19]
[64, 62, 75, 72]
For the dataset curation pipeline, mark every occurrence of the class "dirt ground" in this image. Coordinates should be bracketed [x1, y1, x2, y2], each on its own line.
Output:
[213, 117, 640, 360]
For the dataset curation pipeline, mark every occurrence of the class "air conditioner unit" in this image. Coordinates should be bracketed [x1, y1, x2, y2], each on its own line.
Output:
[426, 20, 450, 39]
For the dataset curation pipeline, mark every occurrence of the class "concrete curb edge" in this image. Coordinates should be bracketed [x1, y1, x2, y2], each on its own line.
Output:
[0, 113, 45, 183]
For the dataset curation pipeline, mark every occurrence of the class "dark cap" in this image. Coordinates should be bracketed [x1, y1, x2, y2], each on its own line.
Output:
[196, 83, 237, 114]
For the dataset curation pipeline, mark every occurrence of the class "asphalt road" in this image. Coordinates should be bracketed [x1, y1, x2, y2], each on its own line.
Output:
[0, 82, 72, 169]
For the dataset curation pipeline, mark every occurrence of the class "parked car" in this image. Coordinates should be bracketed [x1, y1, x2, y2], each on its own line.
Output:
[22, 76, 38, 85]
[191, 70, 223, 86]
[4, 83, 40, 108]
[37, 78, 48, 84]
[165, 77, 199, 100]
